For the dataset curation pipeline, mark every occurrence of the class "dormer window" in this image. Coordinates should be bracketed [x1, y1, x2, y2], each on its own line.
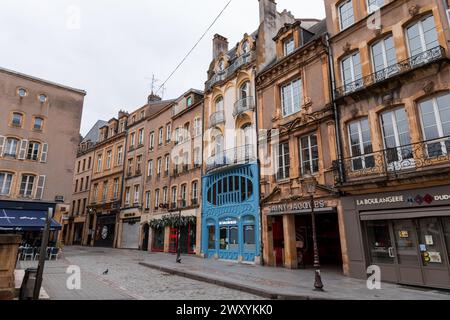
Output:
[187, 96, 193, 107]
[283, 37, 295, 56]
[242, 40, 250, 55]
[218, 59, 225, 72]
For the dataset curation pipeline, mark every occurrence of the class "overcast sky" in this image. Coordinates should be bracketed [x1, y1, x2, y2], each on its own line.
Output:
[0, 0, 325, 135]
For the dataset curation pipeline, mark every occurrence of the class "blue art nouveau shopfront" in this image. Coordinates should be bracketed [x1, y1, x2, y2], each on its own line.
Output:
[201, 163, 260, 262]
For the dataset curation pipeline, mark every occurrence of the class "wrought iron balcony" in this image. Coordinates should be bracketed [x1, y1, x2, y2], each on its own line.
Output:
[335, 46, 446, 99]
[206, 145, 256, 172]
[233, 97, 255, 117]
[205, 71, 227, 91]
[333, 135, 450, 185]
[209, 111, 225, 128]
[205, 52, 255, 91]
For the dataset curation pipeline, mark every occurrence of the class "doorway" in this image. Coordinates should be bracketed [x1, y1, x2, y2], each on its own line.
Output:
[272, 216, 284, 267]
[142, 224, 149, 251]
[364, 217, 450, 289]
[295, 213, 343, 268]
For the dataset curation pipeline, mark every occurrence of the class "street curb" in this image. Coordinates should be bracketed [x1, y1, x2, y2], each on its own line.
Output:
[138, 262, 331, 300]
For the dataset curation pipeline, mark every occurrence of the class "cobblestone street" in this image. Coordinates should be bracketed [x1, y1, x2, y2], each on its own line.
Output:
[19, 246, 262, 300]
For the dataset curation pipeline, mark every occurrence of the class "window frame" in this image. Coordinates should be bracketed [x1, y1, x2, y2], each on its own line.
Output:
[0, 172, 13, 195]
[281, 79, 302, 118]
[19, 174, 35, 197]
[299, 133, 319, 175]
[338, 0, 355, 31]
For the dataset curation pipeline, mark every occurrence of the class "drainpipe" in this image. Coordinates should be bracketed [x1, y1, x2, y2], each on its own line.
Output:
[325, 33, 345, 185]
[253, 68, 264, 266]
[117, 122, 129, 248]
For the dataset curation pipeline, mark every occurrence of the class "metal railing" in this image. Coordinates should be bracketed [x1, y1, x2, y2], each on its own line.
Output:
[205, 52, 255, 90]
[333, 135, 450, 184]
[233, 97, 255, 117]
[209, 111, 225, 128]
[335, 46, 445, 99]
[206, 144, 256, 172]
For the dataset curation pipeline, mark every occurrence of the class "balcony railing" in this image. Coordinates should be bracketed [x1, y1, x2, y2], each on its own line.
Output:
[233, 97, 255, 117]
[205, 52, 255, 90]
[206, 144, 256, 172]
[333, 135, 450, 185]
[209, 111, 225, 128]
[335, 46, 445, 99]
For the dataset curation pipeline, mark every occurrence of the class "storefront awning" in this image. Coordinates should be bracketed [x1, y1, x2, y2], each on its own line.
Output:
[0, 209, 62, 231]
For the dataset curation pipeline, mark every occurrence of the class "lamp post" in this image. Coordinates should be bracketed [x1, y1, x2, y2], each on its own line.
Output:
[33, 207, 53, 300]
[302, 173, 324, 291]
[176, 205, 182, 264]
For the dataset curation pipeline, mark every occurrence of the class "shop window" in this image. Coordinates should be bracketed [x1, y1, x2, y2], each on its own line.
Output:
[152, 227, 165, 252]
[243, 216, 256, 252]
[365, 221, 394, 264]
[208, 224, 215, 250]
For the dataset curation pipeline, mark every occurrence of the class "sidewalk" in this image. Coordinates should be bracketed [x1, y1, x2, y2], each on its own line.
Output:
[139, 253, 450, 300]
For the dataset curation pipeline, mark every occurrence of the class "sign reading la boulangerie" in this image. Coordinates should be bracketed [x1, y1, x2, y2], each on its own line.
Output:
[356, 193, 450, 207]
[270, 200, 327, 214]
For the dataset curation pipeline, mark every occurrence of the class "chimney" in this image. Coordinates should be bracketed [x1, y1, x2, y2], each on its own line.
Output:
[213, 34, 229, 60]
[148, 92, 162, 104]
[259, 0, 277, 24]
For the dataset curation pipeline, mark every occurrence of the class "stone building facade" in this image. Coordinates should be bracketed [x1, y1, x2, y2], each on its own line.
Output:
[256, 19, 347, 271]
[326, 0, 450, 288]
[88, 114, 128, 248]
[64, 120, 107, 246]
[0, 66, 85, 243]
[201, 0, 296, 263]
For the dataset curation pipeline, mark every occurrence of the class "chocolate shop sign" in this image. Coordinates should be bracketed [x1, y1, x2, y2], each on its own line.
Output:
[270, 200, 327, 214]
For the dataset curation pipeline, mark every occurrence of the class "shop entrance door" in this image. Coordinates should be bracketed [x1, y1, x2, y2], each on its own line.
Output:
[365, 217, 450, 289]
[392, 219, 423, 286]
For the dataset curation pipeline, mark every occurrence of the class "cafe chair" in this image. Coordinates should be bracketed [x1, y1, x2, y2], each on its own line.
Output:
[48, 247, 60, 260]
[22, 247, 34, 261]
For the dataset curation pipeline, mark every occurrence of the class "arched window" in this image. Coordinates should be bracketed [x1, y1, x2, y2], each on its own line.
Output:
[239, 81, 250, 100]
[215, 96, 224, 113]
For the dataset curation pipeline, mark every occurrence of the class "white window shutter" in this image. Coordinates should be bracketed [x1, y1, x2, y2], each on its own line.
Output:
[0, 136, 5, 157]
[18, 139, 28, 160]
[40, 143, 48, 163]
[35, 175, 46, 200]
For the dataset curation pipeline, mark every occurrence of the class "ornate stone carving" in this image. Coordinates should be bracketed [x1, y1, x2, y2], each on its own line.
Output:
[423, 80, 435, 94]
[342, 42, 351, 53]
[409, 5, 420, 16]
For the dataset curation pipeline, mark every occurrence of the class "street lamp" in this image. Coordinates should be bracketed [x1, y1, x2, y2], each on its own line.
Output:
[302, 173, 324, 291]
[176, 206, 182, 264]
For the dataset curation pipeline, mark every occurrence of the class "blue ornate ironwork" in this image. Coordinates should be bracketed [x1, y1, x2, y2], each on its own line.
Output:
[201, 163, 260, 262]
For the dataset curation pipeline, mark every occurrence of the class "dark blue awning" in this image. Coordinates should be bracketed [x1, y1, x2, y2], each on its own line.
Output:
[0, 209, 62, 231]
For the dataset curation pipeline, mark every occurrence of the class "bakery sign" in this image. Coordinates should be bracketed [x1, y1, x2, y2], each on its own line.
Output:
[270, 200, 328, 214]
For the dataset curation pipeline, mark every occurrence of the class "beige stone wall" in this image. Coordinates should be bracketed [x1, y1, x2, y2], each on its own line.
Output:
[0, 69, 85, 205]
